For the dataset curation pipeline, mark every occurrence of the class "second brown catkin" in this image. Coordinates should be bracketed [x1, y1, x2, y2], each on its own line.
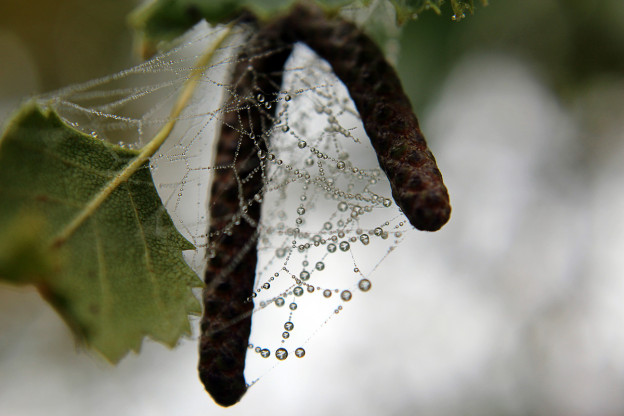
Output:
[283, 4, 451, 231]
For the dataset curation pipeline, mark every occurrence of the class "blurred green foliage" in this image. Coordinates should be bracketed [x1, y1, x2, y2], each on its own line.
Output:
[397, 0, 624, 109]
[1, 0, 622, 121]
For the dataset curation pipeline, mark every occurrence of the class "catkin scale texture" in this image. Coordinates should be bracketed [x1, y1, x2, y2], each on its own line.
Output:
[283, 4, 451, 231]
[199, 22, 292, 407]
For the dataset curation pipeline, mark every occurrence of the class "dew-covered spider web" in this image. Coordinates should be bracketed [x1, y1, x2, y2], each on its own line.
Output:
[37, 20, 415, 384]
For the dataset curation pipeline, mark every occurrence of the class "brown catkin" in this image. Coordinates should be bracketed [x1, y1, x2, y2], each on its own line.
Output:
[199, 3, 451, 406]
[198, 20, 292, 407]
[283, 3, 451, 231]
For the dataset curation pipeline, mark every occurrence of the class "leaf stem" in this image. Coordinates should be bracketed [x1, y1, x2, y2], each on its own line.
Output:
[52, 24, 234, 248]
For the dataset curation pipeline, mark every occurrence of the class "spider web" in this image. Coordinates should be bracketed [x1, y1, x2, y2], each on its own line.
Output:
[37, 20, 414, 383]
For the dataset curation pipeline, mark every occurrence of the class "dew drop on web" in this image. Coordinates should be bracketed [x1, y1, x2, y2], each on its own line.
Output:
[358, 279, 372, 292]
[275, 348, 288, 360]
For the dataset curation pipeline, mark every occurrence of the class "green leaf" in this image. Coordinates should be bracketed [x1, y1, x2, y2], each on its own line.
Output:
[388, 0, 488, 23]
[0, 103, 203, 363]
[129, 0, 486, 57]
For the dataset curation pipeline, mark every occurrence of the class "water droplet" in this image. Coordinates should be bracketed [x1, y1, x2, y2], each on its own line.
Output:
[255, 346, 261, 353]
[284, 321, 294, 331]
[264, 102, 272, 109]
[282, 125, 290, 132]
[276, 248, 287, 258]
[327, 243, 337, 253]
[284, 94, 292, 101]
[315, 262, 325, 271]
[257, 93, 265, 102]
[323, 289, 332, 298]
[340, 290, 352, 301]
[307, 286, 315, 293]
[337, 201, 348, 212]
[261, 348, 270, 358]
[275, 348, 288, 360]
[374, 227, 383, 236]
[336, 161, 346, 170]
[300, 270, 310, 281]
[383, 199, 392, 207]
[282, 331, 290, 339]
[275, 297, 285, 307]
[294, 286, 304, 296]
[358, 279, 372, 292]
[339, 241, 350, 251]
[262, 283, 270, 289]
[289, 302, 298, 310]
[323, 222, 333, 230]
[298, 140, 307, 149]
[360, 234, 370, 245]
[295, 347, 305, 358]
[297, 207, 306, 215]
